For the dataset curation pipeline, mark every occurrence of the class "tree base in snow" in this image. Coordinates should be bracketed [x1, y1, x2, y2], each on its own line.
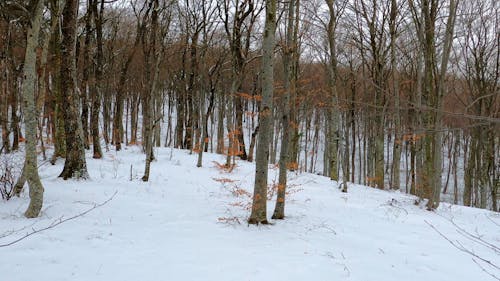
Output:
[247, 218, 269, 225]
[271, 214, 284, 220]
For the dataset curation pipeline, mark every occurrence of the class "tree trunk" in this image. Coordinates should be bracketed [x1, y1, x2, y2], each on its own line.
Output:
[273, 0, 296, 219]
[10, 84, 20, 151]
[197, 85, 215, 167]
[389, 0, 401, 190]
[452, 132, 459, 204]
[1, 82, 10, 153]
[175, 46, 186, 149]
[154, 91, 162, 147]
[90, 0, 104, 159]
[59, 0, 89, 180]
[326, 0, 340, 181]
[249, 0, 276, 225]
[130, 94, 139, 144]
[422, 0, 457, 210]
[216, 92, 224, 154]
[80, 1, 92, 150]
[142, 0, 159, 182]
[22, 0, 45, 218]
[247, 125, 259, 162]
[48, 0, 67, 163]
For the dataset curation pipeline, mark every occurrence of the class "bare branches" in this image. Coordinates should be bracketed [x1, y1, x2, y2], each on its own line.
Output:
[0, 1, 31, 19]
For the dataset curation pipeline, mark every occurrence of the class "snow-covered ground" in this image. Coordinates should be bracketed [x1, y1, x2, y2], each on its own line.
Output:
[1, 147, 499, 281]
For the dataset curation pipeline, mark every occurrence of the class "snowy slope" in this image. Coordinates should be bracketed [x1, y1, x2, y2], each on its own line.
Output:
[1, 147, 499, 281]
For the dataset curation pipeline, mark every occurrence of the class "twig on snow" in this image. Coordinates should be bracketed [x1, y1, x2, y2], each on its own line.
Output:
[485, 215, 500, 228]
[436, 213, 500, 254]
[0, 221, 37, 239]
[0, 191, 117, 248]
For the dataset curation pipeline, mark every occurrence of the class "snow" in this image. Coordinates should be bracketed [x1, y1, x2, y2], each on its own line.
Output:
[1, 147, 499, 281]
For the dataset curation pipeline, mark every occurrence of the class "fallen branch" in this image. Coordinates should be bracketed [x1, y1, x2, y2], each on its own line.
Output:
[0, 191, 117, 247]
[425, 220, 500, 279]
[0, 221, 37, 239]
[436, 213, 500, 254]
[485, 215, 500, 228]
[451, 219, 500, 254]
[473, 258, 500, 281]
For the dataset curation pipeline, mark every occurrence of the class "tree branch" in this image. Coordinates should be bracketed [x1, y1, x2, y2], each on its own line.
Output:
[0, 191, 117, 247]
[425, 220, 500, 279]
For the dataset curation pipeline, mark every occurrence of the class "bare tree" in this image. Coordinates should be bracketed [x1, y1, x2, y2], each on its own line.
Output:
[459, 0, 499, 210]
[219, 0, 261, 163]
[409, 0, 458, 210]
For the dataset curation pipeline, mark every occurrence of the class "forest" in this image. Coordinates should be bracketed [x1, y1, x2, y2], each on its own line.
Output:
[0, 0, 498, 221]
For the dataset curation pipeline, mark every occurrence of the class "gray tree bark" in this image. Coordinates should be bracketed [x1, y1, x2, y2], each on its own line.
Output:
[325, 0, 340, 182]
[22, 0, 45, 218]
[90, 0, 104, 159]
[248, 0, 276, 225]
[142, 0, 160, 182]
[272, 0, 297, 219]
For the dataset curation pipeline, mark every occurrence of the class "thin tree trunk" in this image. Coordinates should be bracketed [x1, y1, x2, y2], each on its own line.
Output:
[216, 92, 224, 154]
[130, 95, 138, 144]
[452, 131, 459, 204]
[197, 87, 215, 167]
[273, 0, 296, 219]
[81, 2, 92, 150]
[234, 96, 248, 160]
[326, 0, 340, 181]
[90, 0, 104, 159]
[443, 133, 453, 194]
[142, 0, 160, 182]
[247, 125, 259, 162]
[390, 0, 401, 190]
[49, 0, 67, 163]
[10, 83, 20, 151]
[225, 91, 234, 167]
[1, 24, 12, 153]
[154, 91, 162, 147]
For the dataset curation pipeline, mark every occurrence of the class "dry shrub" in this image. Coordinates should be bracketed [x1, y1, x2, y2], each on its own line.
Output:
[217, 216, 241, 225]
[212, 177, 252, 212]
[212, 177, 251, 197]
[212, 161, 237, 173]
[212, 177, 237, 184]
[0, 154, 22, 200]
[268, 180, 303, 200]
[229, 201, 252, 211]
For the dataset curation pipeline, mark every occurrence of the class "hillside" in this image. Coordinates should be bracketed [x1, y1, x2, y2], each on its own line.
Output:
[1, 147, 499, 281]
